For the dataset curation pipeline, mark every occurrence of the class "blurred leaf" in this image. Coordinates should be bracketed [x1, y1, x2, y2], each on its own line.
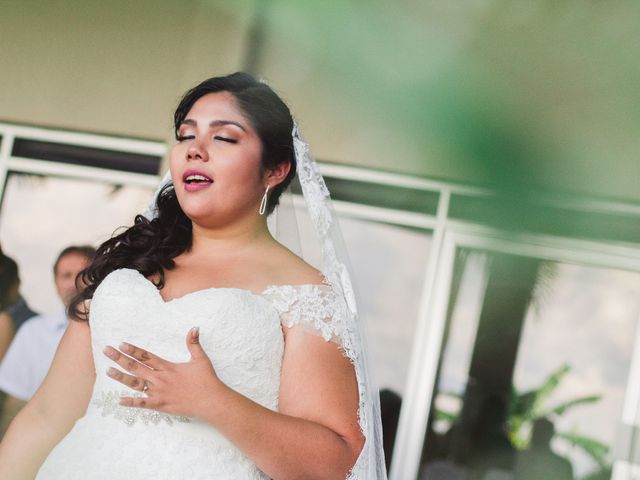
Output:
[434, 408, 458, 423]
[556, 430, 609, 469]
[515, 364, 571, 419]
[543, 395, 602, 417]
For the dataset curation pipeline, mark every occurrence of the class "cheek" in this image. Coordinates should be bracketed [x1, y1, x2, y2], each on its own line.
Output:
[219, 163, 264, 203]
[169, 147, 184, 184]
[223, 159, 261, 182]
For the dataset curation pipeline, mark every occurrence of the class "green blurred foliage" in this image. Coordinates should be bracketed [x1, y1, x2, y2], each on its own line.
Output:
[227, 0, 640, 205]
[436, 364, 607, 475]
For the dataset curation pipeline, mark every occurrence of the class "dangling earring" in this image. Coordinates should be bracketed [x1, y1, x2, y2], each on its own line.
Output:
[259, 185, 270, 216]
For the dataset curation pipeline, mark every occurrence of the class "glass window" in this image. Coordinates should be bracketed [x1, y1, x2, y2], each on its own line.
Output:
[0, 173, 154, 313]
[420, 250, 640, 480]
[340, 217, 432, 395]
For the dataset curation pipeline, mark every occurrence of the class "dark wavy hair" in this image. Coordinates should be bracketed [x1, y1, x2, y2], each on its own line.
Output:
[0, 251, 19, 311]
[69, 72, 296, 321]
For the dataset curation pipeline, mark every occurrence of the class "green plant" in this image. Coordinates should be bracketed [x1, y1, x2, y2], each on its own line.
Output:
[435, 363, 607, 470]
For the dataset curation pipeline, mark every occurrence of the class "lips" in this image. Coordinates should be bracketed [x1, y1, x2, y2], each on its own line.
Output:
[182, 169, 213, 183]
[182, 169, 213, 192]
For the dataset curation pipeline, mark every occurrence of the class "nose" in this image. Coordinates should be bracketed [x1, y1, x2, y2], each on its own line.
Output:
[186, 140, 209, 162]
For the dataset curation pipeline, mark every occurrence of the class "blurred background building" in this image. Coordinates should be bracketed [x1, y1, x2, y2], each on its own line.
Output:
[1, 1, 639, 479]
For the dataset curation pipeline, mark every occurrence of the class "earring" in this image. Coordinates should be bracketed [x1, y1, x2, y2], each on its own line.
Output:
[259, 185, 270, 216]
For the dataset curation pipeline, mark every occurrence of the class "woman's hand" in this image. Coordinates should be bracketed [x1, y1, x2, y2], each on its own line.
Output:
[102, 326, 222, 418]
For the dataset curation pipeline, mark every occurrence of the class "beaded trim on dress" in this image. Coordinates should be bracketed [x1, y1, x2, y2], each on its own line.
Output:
[93, 390, 191, 426]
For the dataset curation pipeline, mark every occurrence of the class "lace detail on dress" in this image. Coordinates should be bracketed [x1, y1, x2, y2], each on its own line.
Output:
[92, 390, 191, 426]
[262, 284, 359, 362]
[261, 281, 372, 479]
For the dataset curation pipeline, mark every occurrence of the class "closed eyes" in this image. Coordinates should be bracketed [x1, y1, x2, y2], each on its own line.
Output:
[214, 136, 238, 144]
[176, 135, 237, 144]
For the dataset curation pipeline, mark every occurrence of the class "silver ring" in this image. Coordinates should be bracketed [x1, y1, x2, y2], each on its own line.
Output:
[142, 380, 149, 393]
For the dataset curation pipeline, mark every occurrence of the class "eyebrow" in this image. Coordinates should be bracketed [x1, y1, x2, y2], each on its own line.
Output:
[180, 118, 247, 132]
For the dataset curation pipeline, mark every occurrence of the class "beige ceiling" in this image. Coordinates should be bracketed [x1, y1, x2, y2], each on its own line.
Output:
[1, 0, 638, 204]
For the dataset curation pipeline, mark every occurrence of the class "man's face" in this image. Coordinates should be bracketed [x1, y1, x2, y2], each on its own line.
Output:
[54, 253, 91, 308]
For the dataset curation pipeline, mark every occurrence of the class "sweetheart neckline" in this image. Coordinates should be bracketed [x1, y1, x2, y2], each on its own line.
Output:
[113, 268, 329, 304]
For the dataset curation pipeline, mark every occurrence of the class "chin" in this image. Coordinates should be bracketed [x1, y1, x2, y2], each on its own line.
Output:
[181, 204, 221, 224]
[178, 196, 215, 217]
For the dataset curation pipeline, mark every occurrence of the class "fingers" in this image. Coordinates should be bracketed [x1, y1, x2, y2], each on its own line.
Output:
[119, 396, 155, 409]
[186, 326, 205, 359]
[117, 343, 166, 370]
[103, 346, 150, 372]
[106, 367, 149, 392]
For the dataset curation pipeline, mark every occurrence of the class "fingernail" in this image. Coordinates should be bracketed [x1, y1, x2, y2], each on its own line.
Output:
[103, 346, 114, 357]
[107, 367, 117, 376]
[120, 343, 132, 353]
[192, 326, 200, 339]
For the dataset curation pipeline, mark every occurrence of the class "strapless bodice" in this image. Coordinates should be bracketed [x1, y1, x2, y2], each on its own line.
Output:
[36, 268, 342, 480]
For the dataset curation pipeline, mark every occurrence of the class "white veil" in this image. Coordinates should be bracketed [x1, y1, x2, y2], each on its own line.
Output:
[143, 123, 387, 480]
[288, 123, 387, 479]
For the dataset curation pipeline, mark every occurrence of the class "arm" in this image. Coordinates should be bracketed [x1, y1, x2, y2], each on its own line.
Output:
[107, 327, 364, 480]
[0, 312, 15, 362]
[0, 319, 95, 480]
[204, 326, 364, 479]
[0, 394, 26, 438]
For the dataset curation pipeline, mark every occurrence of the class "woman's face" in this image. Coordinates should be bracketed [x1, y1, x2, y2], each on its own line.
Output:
[170, 91, 265, 227]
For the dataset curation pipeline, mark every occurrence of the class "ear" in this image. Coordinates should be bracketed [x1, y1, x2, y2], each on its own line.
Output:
[264, 160, 292, 188]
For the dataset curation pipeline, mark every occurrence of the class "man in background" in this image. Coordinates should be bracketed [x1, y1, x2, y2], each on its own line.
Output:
[0, 245, 94, 436]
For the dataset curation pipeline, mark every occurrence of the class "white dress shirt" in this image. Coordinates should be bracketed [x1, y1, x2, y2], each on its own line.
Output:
[0, 308, 67, 401]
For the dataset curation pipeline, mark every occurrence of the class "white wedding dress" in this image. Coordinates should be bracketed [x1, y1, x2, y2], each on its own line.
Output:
[36, 267, 350, 480]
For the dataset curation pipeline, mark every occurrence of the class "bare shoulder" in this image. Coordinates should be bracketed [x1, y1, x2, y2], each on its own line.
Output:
[265, 243, 325, 286]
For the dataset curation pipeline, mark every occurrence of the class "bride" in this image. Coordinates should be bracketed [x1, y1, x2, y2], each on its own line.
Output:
[0, 72, 386, 479]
